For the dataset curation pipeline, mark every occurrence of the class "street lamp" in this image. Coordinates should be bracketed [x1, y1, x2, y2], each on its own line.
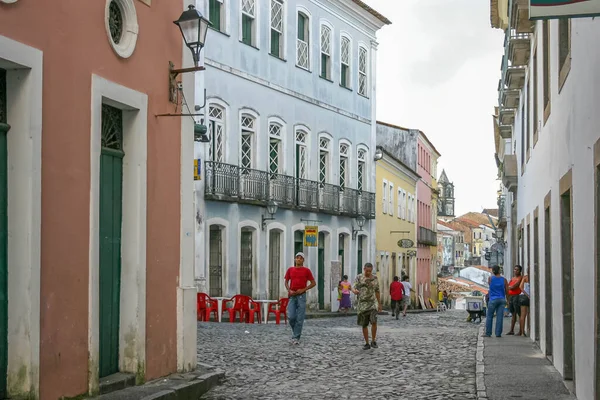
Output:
[374, 147, 383, 161]
[261, 201, 278, 230]
[173, 5, 211, 67]
[352, 215, 366, 239]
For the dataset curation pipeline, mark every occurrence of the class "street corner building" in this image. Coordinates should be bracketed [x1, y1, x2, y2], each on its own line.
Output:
[193, 0, 390, 311]
[491, 0, 600, 398]
[0, 0, 199, 398]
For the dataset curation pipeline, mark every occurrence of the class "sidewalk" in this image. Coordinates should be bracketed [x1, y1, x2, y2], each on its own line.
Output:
[476, 325, 576, 400]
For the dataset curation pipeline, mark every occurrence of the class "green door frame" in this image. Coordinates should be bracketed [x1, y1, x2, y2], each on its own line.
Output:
[0, 68, 9, 398]
[318, 232, 325, 309]
[99, 105, 124, 378]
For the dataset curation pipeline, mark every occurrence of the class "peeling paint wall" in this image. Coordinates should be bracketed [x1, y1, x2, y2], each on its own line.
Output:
[375, 124, 418, 172]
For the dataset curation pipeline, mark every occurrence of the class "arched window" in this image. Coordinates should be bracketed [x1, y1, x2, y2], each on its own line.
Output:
[320, 23, 332, 79]
[295, 129, 308, 179]
[270, 0, 285, 58]
[340, 35, 352, 88]
[208, 104, 225, 163]
[357, 147, 366, 191]
[240, 113, 255, 169]
[319, 135, 330, 184]
[296, 9, 311, 69]
[269, 120, 283, 174]
[339, 142, 349, 188]
[358, 45, 368, 96]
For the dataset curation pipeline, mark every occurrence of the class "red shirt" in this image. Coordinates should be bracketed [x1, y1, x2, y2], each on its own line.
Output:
[390, 281, 404, 301]
[508, 277, 522, 296]
[285, 266, 315, 291]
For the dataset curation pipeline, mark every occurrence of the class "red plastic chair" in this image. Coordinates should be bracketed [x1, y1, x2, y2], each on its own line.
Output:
[197, 293, 218, 321]
[247, 299, 262, 324]
[223, 295, 250, 322]
[267, 298, 289, 324]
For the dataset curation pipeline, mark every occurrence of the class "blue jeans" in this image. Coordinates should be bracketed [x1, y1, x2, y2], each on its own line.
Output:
[486, 298, 507, 337]
[287, 293, 306, 340]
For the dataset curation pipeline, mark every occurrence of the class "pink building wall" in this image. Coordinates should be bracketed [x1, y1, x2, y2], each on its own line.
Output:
[417, 135, 433, 300]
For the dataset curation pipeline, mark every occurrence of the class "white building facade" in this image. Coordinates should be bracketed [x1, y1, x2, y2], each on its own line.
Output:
[492, 0, 600, 398]
[194, 0, 390, 310]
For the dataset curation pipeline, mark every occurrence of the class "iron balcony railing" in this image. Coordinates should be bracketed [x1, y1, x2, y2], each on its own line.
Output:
[418, 226, 437, 246]
[205, 161, 375, 219]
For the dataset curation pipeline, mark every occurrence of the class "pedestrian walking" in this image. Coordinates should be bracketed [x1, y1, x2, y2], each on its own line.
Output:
[352, 263, 382, 350]
[390, 276, 403, 319]
[284, 252, 316, 345]
[400, 275, 414, 317]
[506, 265, 523, 335]
[485, 265, 509, 337]
[339, 275, 352, 313]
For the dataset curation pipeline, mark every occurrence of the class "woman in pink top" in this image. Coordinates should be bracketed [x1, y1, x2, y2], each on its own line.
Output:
[339, 275, 352, 313]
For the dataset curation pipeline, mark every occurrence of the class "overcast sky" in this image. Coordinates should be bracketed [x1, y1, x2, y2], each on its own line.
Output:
[365, 0, 505, 216]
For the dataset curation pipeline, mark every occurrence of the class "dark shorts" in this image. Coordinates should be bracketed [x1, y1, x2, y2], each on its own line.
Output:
[509, 295, 521, 315]
[519, 294, 530, 307]
[357, 309, 378, 328]
[391, 299, 402, 311]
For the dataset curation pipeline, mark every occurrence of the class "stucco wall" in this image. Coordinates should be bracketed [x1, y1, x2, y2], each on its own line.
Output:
[510, 17, 600, 400]
[375, 124, 418, 172]
[0, 0, 185, 397]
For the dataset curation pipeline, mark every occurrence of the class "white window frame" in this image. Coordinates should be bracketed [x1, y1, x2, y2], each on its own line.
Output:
[206, 99, 228, 163]
[340, 32, 352, 88]
[239, 109, 259, 169]
[356, 145, 368, 192]
[206, 0, 231, 35]
[268, 116, 286, 175]
[339, 140, 351, 189]
[239, 0, 259, 48]
[397, 188, 402, 219]
[318, 132, 332, 184]
[319, 20, 333, 80]
[382, 180, 388, 214]
[296, 6, 312, 70]
[358, 44, 369, 96]
[294, 124, 310, 179]
[269, 0, 286, 58]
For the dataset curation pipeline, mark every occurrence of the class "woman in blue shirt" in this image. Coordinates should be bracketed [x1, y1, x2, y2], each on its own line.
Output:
[486, 265, 509, 337]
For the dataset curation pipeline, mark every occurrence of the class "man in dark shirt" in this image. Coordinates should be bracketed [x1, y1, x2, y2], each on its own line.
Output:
[284, 252, 316, 344]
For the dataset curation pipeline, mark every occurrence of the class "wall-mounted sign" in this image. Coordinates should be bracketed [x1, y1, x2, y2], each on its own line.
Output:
[304, 226, 318, 247]
[194, 159, 201, 181]
[530, 0, 600, 19]
[397, 239, 414, 248]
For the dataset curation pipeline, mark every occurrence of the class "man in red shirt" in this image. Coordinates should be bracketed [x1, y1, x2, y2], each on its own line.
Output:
[389, 276, 404, 320]
[284, 252, 316, 344]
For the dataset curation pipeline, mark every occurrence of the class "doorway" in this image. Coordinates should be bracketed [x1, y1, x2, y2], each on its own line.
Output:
[544, 202, 553, 357]
[269, 230, 281, 300]
[99, 104, 124, 378]
[209, 226, 223, 297]
[560, 187, 574, 383]
[240, 229, 253, 296]
[318, 232, 325, 309]
[357, 236, 364, 275]
[0, 68, 8, 397]
[294, 230, 304, 256]
[534, 214, 540, 342]
[338, 234, 345, 277]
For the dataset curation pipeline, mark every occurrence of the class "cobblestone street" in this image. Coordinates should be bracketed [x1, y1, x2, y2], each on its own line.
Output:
[198, 310, 479, 399]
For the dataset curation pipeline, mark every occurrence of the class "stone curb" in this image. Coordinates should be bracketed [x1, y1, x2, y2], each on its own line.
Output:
[476, 326, 487, 400]
[138, 370, 225, 400]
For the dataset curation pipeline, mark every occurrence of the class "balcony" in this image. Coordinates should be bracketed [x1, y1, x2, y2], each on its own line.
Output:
[501, 154, 518, 193]
[418, 226, 437, 246]
[499, 124, 512, 139]
[500, 88, 520, 109]
[508, 32, 531, 67]
[499, 108, 516, 126]
[505, 66, 526, 90]
[511, 0, 534, 34]
[205, 161, 375, 219]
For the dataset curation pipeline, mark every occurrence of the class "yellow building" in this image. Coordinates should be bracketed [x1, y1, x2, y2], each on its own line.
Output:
[375, 148, 419, 306]
[430, 149, 441, 305]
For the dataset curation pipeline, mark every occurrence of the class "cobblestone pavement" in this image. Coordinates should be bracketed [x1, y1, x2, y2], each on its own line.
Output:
[198, 310, 479, 400]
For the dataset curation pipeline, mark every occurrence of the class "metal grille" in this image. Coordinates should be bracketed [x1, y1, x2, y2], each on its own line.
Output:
[240, 167, 268, 201]
[241, 132, 252, 169]
[297, 145, 307, 179]
[339, 156, 347, 188]
[357, 161, 364, 192]
[319, 182, 339, 213]
[269, 139, 280, 174]
[209, 227, 223, 297]
[296, 130, 306, 144]
[319, 137, 329, 150]
[240, 231, 253, 296]
[339, 143, 349, 155]
[340, 187, 358, 215]
[101, 104, 124, 151]
[208, 106, 224, 162]
[0, 69, 6, 124]
[359, 191, 376, 219]
[319, 151, 328, 183]
[268, 231, 281, 300]
[271, 0, 283, 32]
[320, 25, 331, 55]
[341, 37, 350, 65]
[359, 47, 368, 95]
[269, 123, 281, 137]
[205, 161, 239, 197]
[242, 0, 255, 16]
[269, 173, 295, 208]
[108, 0, 124, 44]
[296, 178, 319, 211]
[297, 39, 309, 69]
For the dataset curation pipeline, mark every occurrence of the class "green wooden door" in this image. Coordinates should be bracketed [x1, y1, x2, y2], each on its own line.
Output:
[240, 231, 253, 296]
[99, 104, 124, 378]
[318, 232, 325, 309]
[0, 68, 9, 398]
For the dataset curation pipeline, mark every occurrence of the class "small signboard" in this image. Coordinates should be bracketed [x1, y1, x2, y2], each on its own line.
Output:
[397, 239, 414, 248]
[530, 0, 600, 19]
[194, 159, 201, 181]
[304, 226, 318, 247]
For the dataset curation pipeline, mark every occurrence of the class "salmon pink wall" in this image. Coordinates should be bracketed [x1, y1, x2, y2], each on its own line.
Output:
[0, 0, 184, 398]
